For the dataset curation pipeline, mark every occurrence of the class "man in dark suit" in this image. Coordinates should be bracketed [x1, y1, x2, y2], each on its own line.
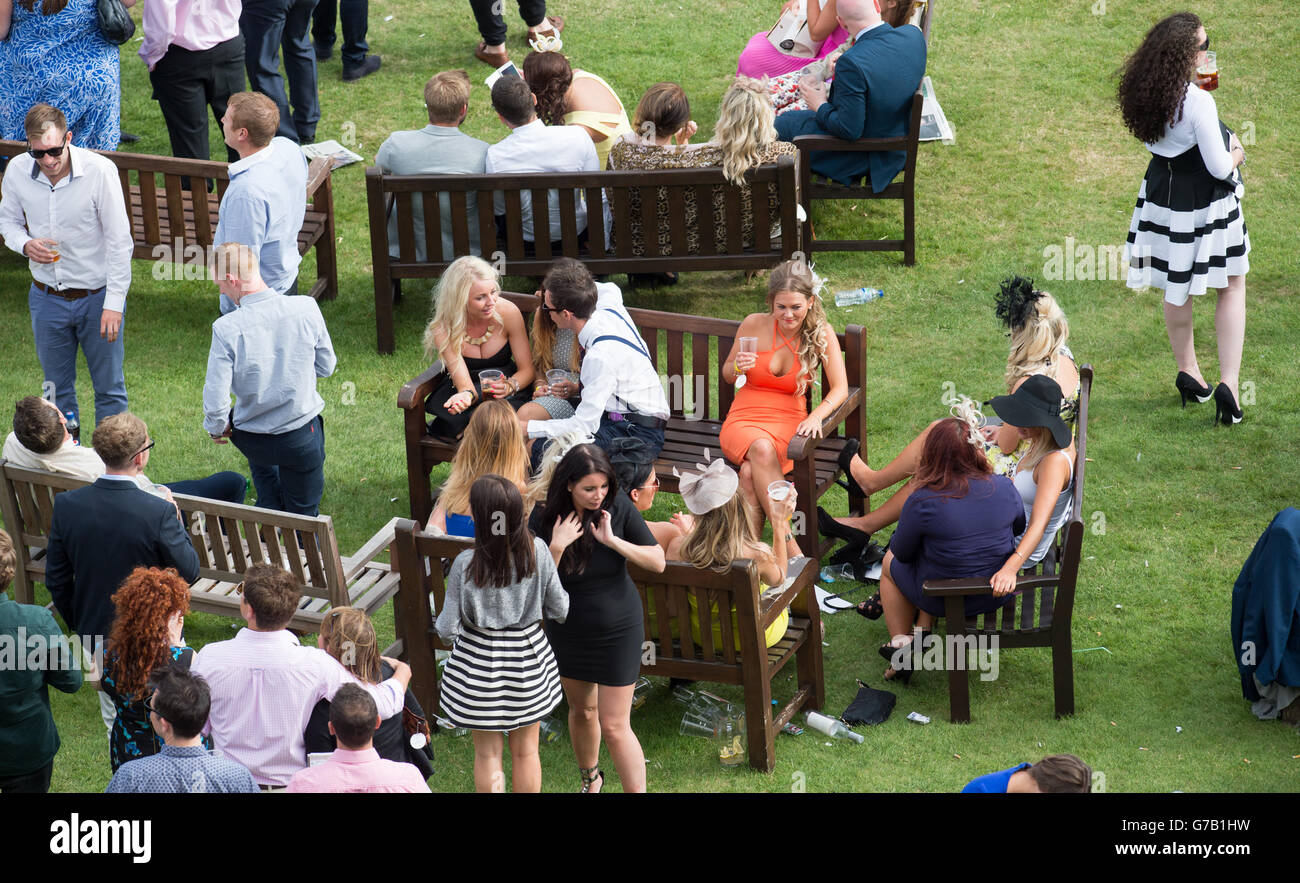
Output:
[45, 412, 201, 732]
[775, 0, 926, 192]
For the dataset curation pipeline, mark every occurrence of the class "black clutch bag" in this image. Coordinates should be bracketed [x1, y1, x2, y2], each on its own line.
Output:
[97, 0, 136, 46]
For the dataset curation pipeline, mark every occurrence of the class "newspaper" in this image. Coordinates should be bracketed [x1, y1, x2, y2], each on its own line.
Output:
[918, 75, 954, 144]
[301, 139, 364, 169]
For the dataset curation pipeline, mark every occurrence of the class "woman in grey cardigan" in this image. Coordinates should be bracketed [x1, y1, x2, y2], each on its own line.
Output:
[435, 474, 569, 793]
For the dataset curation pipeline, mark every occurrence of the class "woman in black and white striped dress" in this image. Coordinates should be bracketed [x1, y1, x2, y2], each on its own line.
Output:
[1119, 12, 1249, 425]
[435, 474, 568, 793]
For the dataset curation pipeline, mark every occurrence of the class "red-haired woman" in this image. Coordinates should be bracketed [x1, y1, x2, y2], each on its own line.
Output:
[875, 416, 1025, 684]
[101, 567, 207, 771]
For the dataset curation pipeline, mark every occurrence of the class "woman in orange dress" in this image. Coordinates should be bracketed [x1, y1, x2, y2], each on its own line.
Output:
[719, 260, 847, 555]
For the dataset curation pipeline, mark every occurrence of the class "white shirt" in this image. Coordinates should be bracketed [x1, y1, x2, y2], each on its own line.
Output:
[1, 431, 167, 498]
[484, 118, 599, 242]
[527, 282, 669, 439]
[191, 628, 405, 787]
[0, 146, 134, 311]
[1145, 83, 1235, 180]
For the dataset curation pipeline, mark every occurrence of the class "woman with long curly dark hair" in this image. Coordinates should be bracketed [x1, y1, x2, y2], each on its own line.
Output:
[522, 50, 631, 169]
[1118, 12, 1249, 424]
[101, 567, 208, 771]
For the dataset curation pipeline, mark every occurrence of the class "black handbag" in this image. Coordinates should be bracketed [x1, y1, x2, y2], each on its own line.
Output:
[97, 0, 135, 46]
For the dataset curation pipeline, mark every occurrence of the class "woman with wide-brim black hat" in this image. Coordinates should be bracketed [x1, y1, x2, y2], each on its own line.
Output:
[986, 374, 1077, 598]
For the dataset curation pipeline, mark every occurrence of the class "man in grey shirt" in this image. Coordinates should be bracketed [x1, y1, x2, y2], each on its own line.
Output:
[375, 70, 489, 263]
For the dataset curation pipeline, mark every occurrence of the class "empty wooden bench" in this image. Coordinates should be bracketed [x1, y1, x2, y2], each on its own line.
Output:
[0, 140, 338, 302]
[365, 157, 801, 353]
[398, 291, 869, 562]
[390, 519, 825, 773]
[0, 461, 398, 633]
[922, 365, 1093, 723]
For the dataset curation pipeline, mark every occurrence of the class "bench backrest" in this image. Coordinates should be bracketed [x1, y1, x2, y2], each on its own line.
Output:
[495, 291, 865, 426]
[629, 558, 768, 670]
[0, 460, 347, 607]
[367, 158, 801, 278]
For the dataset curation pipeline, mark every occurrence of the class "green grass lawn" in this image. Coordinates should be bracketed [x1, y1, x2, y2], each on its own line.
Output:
[3, 0, 1297, 793]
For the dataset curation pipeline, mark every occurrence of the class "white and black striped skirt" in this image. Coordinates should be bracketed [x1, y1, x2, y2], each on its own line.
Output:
[1125, 146, 1249, 306]
[440, 621, 563, 731]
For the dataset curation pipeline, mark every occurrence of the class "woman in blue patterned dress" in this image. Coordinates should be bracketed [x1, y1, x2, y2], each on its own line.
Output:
[101, 567, 210, 772]
[0, 0, 131, 150]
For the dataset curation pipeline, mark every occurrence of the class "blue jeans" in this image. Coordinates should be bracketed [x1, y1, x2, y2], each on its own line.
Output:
[27, 284, 127, 426]
[163, 471, 247, 505]
[231, 415, 326, 516]
[312, 0, 369, 68]
[241, 0, 320, 142]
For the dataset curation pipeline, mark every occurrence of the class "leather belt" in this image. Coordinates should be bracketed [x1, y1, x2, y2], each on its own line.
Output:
[33, 280, 93, 300]
[605, 411, 667, 430]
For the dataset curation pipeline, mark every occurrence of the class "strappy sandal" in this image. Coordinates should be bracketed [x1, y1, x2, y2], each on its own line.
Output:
[579, 765, 603, 793]
[855, 592, 883, 620]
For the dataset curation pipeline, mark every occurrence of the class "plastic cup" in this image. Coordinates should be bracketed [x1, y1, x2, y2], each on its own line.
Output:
[679, 710, 721, 739]
[478, 369, 505, 397]
[1197, 51, 1218, 91]
[546, 369, 571, 397]
[46, 240, 60, 262]
[767, 480, 794, 503]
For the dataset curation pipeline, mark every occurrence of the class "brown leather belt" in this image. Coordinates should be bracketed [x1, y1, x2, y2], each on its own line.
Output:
[32, 280, 93, 300]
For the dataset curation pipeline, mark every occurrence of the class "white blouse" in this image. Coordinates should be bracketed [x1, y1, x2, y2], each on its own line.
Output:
[1144, 82, 1235, 179]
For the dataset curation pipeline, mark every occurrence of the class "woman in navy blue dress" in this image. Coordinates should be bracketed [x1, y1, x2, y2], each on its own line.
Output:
[0, 0, 129, 150]
[877, 415, 1026, 683]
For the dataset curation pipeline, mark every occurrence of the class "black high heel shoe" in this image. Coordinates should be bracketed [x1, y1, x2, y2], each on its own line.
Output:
[1213, 383, 1243, 425]
[1175, 372, 1213, 408]
[834, 437, 875, 497]
[818, 506, 874, 547]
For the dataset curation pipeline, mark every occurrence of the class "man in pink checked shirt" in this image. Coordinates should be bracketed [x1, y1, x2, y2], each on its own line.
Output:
[139, 0, 247, 163]
[191, 562, 412, 790]
[288, 685, 429, 793]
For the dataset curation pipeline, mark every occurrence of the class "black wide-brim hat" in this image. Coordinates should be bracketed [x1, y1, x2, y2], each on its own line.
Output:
[990, 374, 1072, 448]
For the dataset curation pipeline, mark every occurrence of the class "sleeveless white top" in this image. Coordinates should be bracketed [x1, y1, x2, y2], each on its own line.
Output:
[1012, 449, 1075, 566]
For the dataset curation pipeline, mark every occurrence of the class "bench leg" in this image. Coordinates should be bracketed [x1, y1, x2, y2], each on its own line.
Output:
[945, 597, 971, 723]
[1053, 631, 1075, 718]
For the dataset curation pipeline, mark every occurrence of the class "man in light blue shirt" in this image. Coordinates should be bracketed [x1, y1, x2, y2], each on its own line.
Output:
[214, 92, 308, 314]
[375, 69, 489, 263]
[105, 667, 258, 794]
[203, 242, 336, 516]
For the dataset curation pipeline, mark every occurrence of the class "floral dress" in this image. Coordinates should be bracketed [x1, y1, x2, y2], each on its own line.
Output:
[102, 646, 211, 772]
[0, 0, 121, 149]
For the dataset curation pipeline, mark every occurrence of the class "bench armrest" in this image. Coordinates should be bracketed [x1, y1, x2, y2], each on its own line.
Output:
[398, 360, 447, 410]
[305, 156, 333, 199]
[758, 556, 816, 630]
[342, 516, 401, 583]
[922, 572, 1062, 598]
[785, 385, 863, 461]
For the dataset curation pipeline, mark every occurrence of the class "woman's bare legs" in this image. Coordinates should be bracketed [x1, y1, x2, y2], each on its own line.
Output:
[516, 401, 551, 423]
[508, 723, 542, 793]
[1163, 298, 1207, 388]
[846, 419, 941, 497]
[1215, 275, 1245, 402]
[471, 730, 506, 793]
[562, 677, 602, 792]
[742, 439, 802, 555]
[835, 477, 919, 535]
[598, 683, 646, 793]
[878, 550, 922, 682]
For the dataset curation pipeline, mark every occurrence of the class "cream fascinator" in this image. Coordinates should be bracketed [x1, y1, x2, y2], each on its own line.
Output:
[674, 449, 739, 515]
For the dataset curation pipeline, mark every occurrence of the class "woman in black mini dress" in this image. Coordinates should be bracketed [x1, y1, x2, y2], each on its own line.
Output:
[528, 444, 665, 792]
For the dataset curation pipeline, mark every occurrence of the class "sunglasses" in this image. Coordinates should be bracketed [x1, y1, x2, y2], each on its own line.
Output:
[641, 476, 661, 490]
[133, 440, 156, 459]
[143, 696, 158, 715]
[27, 144, 67, 159]
[1197, 37, 1210, 50]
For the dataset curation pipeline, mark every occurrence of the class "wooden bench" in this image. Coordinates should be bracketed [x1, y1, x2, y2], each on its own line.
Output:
[0, 461, 398, 633]
[398, 291, 869, 562]
[793, 89, 923, 265]
[0, 140, 338, 303]
[365, 158, 801, 353]
[390, 519, 825, 773]
[922, 364, 1093, 723]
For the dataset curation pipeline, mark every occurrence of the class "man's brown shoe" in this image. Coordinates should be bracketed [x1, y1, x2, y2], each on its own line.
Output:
[475, 41, 509, 67]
